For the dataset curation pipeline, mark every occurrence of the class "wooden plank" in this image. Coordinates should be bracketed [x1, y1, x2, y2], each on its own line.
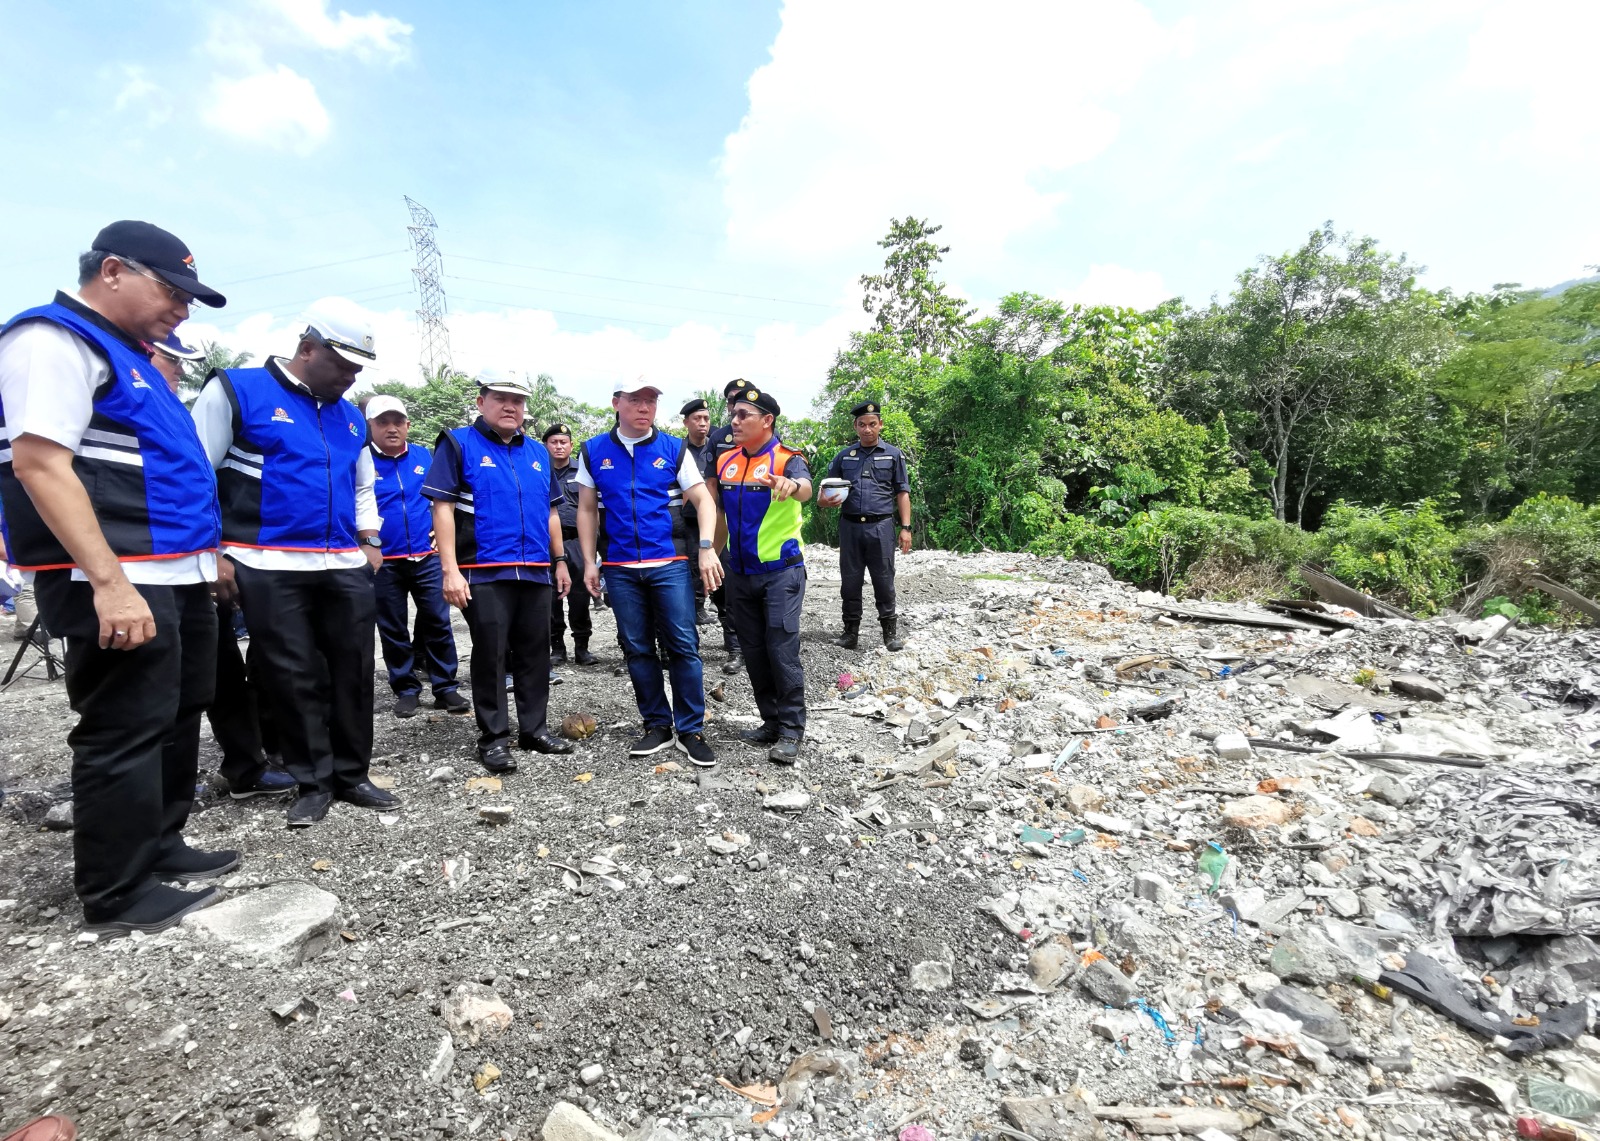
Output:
[1298, 563, 1416, 620]
[1092, 1105, 1261, 1135]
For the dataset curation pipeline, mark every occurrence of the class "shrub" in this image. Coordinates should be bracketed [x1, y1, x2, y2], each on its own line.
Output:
[1310, 500, 1463, 615]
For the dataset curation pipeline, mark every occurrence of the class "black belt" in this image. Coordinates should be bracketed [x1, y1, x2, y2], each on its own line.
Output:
[846, 513, 893, 523]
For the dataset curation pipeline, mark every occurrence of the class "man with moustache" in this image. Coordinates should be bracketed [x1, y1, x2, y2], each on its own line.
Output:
[191, 309, 400, 827]
[0, 220, 232, 930]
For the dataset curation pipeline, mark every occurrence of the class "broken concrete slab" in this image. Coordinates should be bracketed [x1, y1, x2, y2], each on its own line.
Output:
[1262, 984, 1353, 1047]
[181, 881, 340, 965]
[1220, 794, 1291, 829]
[541, 1101, 625, 1141]
[1092, 1105, 1261, 1135]
[1389, 672, 1447, 701]
[1001, 1092, 1100, 1139]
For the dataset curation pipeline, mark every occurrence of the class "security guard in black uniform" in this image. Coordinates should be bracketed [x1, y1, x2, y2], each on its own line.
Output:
[680, 398, 721, 627]
[819, 401, 912, 651]
[544, 422, 597, 665]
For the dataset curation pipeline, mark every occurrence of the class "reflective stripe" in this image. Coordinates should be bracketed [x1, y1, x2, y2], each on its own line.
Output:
[226, 445, 265, 465]
[79, 445, 144, 467]
[222, 457, 263, 479]
[0, 447, 11, 464]
[455, 502, 476, 514]
[81, 427, 140, 449]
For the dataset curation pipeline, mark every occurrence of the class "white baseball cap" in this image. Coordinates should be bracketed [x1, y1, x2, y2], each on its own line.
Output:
[302, 307, 377, 368]
[614, 375, 661, 396]
[365, 395, 407, 420]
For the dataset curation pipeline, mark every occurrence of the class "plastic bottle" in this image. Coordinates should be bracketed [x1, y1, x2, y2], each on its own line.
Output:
[1517, 1117, 1582, 1141]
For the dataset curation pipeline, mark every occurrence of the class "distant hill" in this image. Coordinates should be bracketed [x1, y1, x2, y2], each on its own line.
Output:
[1543, 274, 1600, 297]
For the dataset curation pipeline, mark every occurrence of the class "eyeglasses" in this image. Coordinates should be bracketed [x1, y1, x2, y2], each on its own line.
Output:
[120, 260, 197, 307]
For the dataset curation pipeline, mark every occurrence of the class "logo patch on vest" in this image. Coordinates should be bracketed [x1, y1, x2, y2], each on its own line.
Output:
[271, 407, 294, 424]
[652, 456, 667, 469]
[532, 460, 543, 472]
[753, 462, 770, 481]
[600, 458, 614, 470]
[349, 422, 359, 436]
[414, 465, 425, 474]
[479, 455, 496, 467]
[128, 367, 151, 390]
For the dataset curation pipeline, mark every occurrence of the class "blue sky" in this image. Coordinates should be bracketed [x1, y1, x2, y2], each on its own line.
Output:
[1, 0, 1593, 410]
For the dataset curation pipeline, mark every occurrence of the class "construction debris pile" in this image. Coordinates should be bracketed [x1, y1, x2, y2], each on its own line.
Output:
[1, 548, 1598, 1141]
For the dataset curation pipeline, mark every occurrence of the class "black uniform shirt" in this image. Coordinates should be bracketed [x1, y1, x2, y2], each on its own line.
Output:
[825, 441, 910, 518]
[551, 460, 581, 533]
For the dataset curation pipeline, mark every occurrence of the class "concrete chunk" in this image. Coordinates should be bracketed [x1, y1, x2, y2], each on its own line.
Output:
[1212, 732, 1252, 761]
[182, 881, 340, 965]
[541, 1102, 625, 1141]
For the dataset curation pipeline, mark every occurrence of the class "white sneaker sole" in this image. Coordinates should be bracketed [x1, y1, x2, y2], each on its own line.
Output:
[628, 735, 676, 757]
[674, 737, 718, 768]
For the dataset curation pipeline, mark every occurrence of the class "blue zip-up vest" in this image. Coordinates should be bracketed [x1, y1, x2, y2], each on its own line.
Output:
[371, 442, 435, 558]
[580, 428, 687, 565]
[0, 298, 219, 571]
[211, 363, 367, 552]
[439, 421, 554, 567]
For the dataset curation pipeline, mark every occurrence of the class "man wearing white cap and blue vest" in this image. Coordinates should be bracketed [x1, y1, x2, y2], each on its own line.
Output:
[366, 394, 466, 719]
[0, 220, 233, 932]
[191, 308, 400, 827]
[424, 368, 577, 774]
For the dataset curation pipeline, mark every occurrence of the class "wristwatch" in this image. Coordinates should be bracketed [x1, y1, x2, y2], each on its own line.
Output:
[699, 539, 713, 550]
[899, 525, 912, 532]
[361, 535, 383, 549]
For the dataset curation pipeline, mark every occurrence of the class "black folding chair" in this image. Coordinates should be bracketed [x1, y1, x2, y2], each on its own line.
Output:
[2, 616, 66, 689]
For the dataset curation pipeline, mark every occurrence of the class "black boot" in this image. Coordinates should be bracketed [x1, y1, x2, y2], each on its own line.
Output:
[881, 617, 904, 652]
[550, 636, 568, 665]
[573, 636, 597, 666]
[833, 621, 860, 649]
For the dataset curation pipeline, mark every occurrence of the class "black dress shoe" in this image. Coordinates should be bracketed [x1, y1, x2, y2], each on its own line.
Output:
[151, 845, 242, 883]
[287, 790, 332, 828]
[336, 781, 400, 809]
[435, 690, 470, 714]
[519, 732, 575, 754]
[723, 653, 745, 675]
[739, 724, 781, 746]
[84, 883, 222, 934]
[479, 745, 518, 774]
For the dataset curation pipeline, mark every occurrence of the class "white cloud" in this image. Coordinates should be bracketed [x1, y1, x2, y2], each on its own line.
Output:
[262, 0, 414, 63]
[203, 66, 331, 154]
[719, 0, 1173, 262]
[112, 66, 172, 127]
[1057, 264, 1171, 310]
[186, 297, 860, 415]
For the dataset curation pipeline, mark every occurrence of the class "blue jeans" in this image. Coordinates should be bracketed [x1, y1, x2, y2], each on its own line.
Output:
[602, 560, 704, 734]
[373, 555, 459, 697]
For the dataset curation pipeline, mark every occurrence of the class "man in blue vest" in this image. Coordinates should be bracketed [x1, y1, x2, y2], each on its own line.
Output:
[191, 308, 400, 827]
[366, 394, 466, 718]
[424, 370, 577, 774]
[0, 220, 233, 931]
[576, 378, 722, 767]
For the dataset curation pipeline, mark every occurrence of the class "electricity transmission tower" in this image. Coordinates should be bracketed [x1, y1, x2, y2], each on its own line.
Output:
[405, 196, 452, 377]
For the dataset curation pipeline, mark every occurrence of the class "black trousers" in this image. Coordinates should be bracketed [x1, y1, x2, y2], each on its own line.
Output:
[839, 516, 897, 623]
[548, 535, 592, 641]
[464, 580, 553, 749]
[232, 563, 375, 795]
[725, 564, 807, 738]
[209, 598, 279, 785]
[33, 573, 216, 921]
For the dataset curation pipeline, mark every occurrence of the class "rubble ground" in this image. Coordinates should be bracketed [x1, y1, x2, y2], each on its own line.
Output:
[2, 547, 1598, 1141]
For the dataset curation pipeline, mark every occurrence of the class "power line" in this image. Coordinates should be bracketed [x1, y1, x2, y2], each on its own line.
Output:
[449, 253, 836, 309]
[406, 197, 452, 376]
[224, 281, 415, 321]
[216, 249, 409, 287]
[444, 274, 817, 325]
[449, 293, 761, 341]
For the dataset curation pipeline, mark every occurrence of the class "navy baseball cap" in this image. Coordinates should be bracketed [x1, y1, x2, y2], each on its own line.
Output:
[149, 330, 204, 361]
[91, 220, 226, 308]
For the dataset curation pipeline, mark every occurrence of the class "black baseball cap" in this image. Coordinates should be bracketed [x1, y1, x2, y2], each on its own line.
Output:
[680, 398, 708, 417]
[91, 220, 226, 308]
[731, 385, 781, 418]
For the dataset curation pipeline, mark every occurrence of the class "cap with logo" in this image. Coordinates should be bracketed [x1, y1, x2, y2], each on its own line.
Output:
[301, 307, 377, 368]
[542, 422, 573, 441]
[91, 220, 226, 308]
[731, 386, 781, 418]
[679, 398, 708, 417]
[614, 376, 661, 397]
[148, 330, 204, 361]
[850, 401, 882, 419]
[722, 377, 751, 400]
[365, 395, 408, 421]
[476, 367, 532, 397]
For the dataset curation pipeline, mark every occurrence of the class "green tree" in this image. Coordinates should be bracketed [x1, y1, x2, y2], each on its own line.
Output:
[368, 364, 477, 447]
[185, 340, 253, 395]
[859, 217, 974, 363]
[1164, 223, 1455, 523]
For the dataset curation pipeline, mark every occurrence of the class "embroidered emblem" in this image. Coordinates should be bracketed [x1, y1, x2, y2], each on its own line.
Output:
[600, 458, 614, 470]
[413, 464, 425, 474]
[753, 462, 769, 481]
[271, 407, 294, 423]
[348, 422, 359, 435]
[479, 455, 496, 467]
[532, 460, 543, 471]
[129, 367, 151, 390]
[652, 456, 667, 469]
